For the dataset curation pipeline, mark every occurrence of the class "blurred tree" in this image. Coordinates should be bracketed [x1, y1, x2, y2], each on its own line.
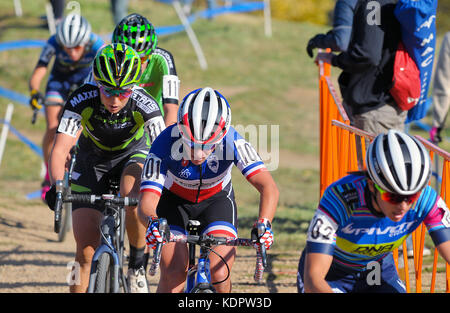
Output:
[437, 0, 450, 35]
[270, 0, 334, 25]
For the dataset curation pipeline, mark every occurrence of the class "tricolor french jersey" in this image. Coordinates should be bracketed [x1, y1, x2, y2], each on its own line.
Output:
[140, 124, 266, 203]
[307, 174, 450, 271]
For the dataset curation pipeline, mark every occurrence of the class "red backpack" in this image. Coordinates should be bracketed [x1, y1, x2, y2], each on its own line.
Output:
[390, 41, 421, 111]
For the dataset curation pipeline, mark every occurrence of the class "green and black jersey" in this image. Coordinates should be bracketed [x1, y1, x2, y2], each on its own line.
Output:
[57, 82, 165, 157]
[139, 47, 179, 115]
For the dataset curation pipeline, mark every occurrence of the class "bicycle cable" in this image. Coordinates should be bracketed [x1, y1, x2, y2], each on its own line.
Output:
[207, 246, 231, 286]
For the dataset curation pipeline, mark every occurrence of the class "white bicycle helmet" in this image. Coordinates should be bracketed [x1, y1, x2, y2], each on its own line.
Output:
[56, 14, 92, 48]
[366, 130, 431, 195]
[177, 87, 231, 147]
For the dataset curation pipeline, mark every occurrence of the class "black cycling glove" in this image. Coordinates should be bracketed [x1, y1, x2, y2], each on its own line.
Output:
[45, 184, 57, 211]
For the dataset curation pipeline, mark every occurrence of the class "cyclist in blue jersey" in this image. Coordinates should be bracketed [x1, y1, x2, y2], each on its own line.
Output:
[138, 87, 279, 293]
[297, 130, 450, 293]
[28, 14, 104, 202]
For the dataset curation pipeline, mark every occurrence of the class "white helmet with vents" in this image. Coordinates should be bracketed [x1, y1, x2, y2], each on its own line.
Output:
[366, 130, 431, 195]
[56, 14, 91, 48]
[177, 87, 231, 147]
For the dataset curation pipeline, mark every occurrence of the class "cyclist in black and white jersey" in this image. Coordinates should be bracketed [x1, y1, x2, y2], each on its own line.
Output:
[45, 43, 165, 293]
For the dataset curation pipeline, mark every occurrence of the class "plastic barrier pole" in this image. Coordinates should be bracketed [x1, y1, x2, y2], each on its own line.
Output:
[14, 0, 23, 17]
[415, 137, 450, 293]
[263, 0, 272, 37]
[0, 103, 14, 168]
[172, 0, 208, 70]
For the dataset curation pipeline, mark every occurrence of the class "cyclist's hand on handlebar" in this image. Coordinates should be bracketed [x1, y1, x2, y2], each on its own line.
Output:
[145, 217, 171, 250]
[45, 184, 57, 210]
[252, 218, 274, 250]
[29, 89, 45, 110]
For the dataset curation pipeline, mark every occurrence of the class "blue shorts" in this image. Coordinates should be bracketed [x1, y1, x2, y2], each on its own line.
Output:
[45, 68, 91, 105]
[296, 249, 406, 293]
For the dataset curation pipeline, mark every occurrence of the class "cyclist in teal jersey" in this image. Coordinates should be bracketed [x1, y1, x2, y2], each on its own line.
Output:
[45, 44, 165, 293]
[112, 13, 180, 126]
[297, 130, 450, 293]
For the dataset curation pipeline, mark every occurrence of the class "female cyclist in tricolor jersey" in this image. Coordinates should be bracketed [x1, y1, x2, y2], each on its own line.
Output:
[138, 87, 279, 293]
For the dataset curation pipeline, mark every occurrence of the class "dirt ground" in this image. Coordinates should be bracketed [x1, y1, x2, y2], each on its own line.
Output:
[0, 183, 299, 293]
[0, 181, 449, 293]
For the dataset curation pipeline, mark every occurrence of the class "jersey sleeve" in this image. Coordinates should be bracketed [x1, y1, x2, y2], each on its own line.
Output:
[89, 33, 105, 53]
[154, 48, 179, 105]
[56, 85, 90, 137]
[226, 128, 267, 180]
[37, 36, 57, 67]
[140, 130, 170, 196]
[424, 196, 450, 246]
[305, 184, 347, 255]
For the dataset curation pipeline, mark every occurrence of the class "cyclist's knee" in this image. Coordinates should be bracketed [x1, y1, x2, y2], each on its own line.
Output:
[75, 245, 96, 267]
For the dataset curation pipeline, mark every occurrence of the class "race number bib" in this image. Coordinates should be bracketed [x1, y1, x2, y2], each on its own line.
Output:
[307, 210, 338, 245]
[162, 75, 180, 100]
[142, 153, 163, 181]
[145, 116, 165, 144]
[234, 139, 262, 168]
[58, 110, 82, 137]
[437, 198, 450, 228]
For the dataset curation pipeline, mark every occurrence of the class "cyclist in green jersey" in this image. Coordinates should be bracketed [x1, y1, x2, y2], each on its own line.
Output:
[112, 13, 180, 126]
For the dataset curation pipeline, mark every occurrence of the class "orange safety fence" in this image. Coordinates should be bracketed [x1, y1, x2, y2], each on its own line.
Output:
[318, 61, 450, 293]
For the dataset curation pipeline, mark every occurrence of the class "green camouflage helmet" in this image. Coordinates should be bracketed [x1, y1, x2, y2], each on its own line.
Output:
[93, 43, 142, 89]
[112, 13, 158, 57]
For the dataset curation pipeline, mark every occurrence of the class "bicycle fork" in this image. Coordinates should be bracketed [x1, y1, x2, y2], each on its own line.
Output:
[87, 215, 121, 293]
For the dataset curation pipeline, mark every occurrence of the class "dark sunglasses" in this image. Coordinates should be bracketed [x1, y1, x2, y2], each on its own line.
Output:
[374, 183, 420, 205]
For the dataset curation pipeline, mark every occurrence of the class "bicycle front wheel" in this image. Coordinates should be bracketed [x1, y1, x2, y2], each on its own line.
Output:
[57, 201, 72, 242]
[93, 253, 113, 293]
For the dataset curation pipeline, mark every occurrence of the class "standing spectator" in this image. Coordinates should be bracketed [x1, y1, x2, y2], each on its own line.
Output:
[306, 0, 359, 57]
[315, 0, 406, 135]
[430, 31, 450, 144]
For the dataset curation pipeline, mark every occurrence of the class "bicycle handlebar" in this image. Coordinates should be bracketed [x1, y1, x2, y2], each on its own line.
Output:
[149, 218, 267, 283]
[62, 194, 139, 207]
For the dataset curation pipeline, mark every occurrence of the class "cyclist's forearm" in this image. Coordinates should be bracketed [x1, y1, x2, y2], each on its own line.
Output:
[138, 191, 160, 226]
[48, 149, 67, 184]
[258, 188, 278, 222]
[304, 275, 334, 293]
[249, 171, 279, 221]
[436, 240, 450, 265]
[163, 102, 178, 126]
[29, 65, 47, 91]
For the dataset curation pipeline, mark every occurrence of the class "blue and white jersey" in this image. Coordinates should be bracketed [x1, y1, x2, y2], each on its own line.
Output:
[306, 174, 450, 271]
[140, 125, 266, 203]
[37, 33, 104, 73]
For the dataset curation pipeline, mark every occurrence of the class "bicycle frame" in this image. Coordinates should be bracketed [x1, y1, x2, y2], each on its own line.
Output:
[185, 220, 214, 293]
[186, 245, 215, 292]
[87, 186, 128, 293]
[87, 203, 126, 293]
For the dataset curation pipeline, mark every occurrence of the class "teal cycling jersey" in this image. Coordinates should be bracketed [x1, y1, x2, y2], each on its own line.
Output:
[306, 174, 450, 271]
